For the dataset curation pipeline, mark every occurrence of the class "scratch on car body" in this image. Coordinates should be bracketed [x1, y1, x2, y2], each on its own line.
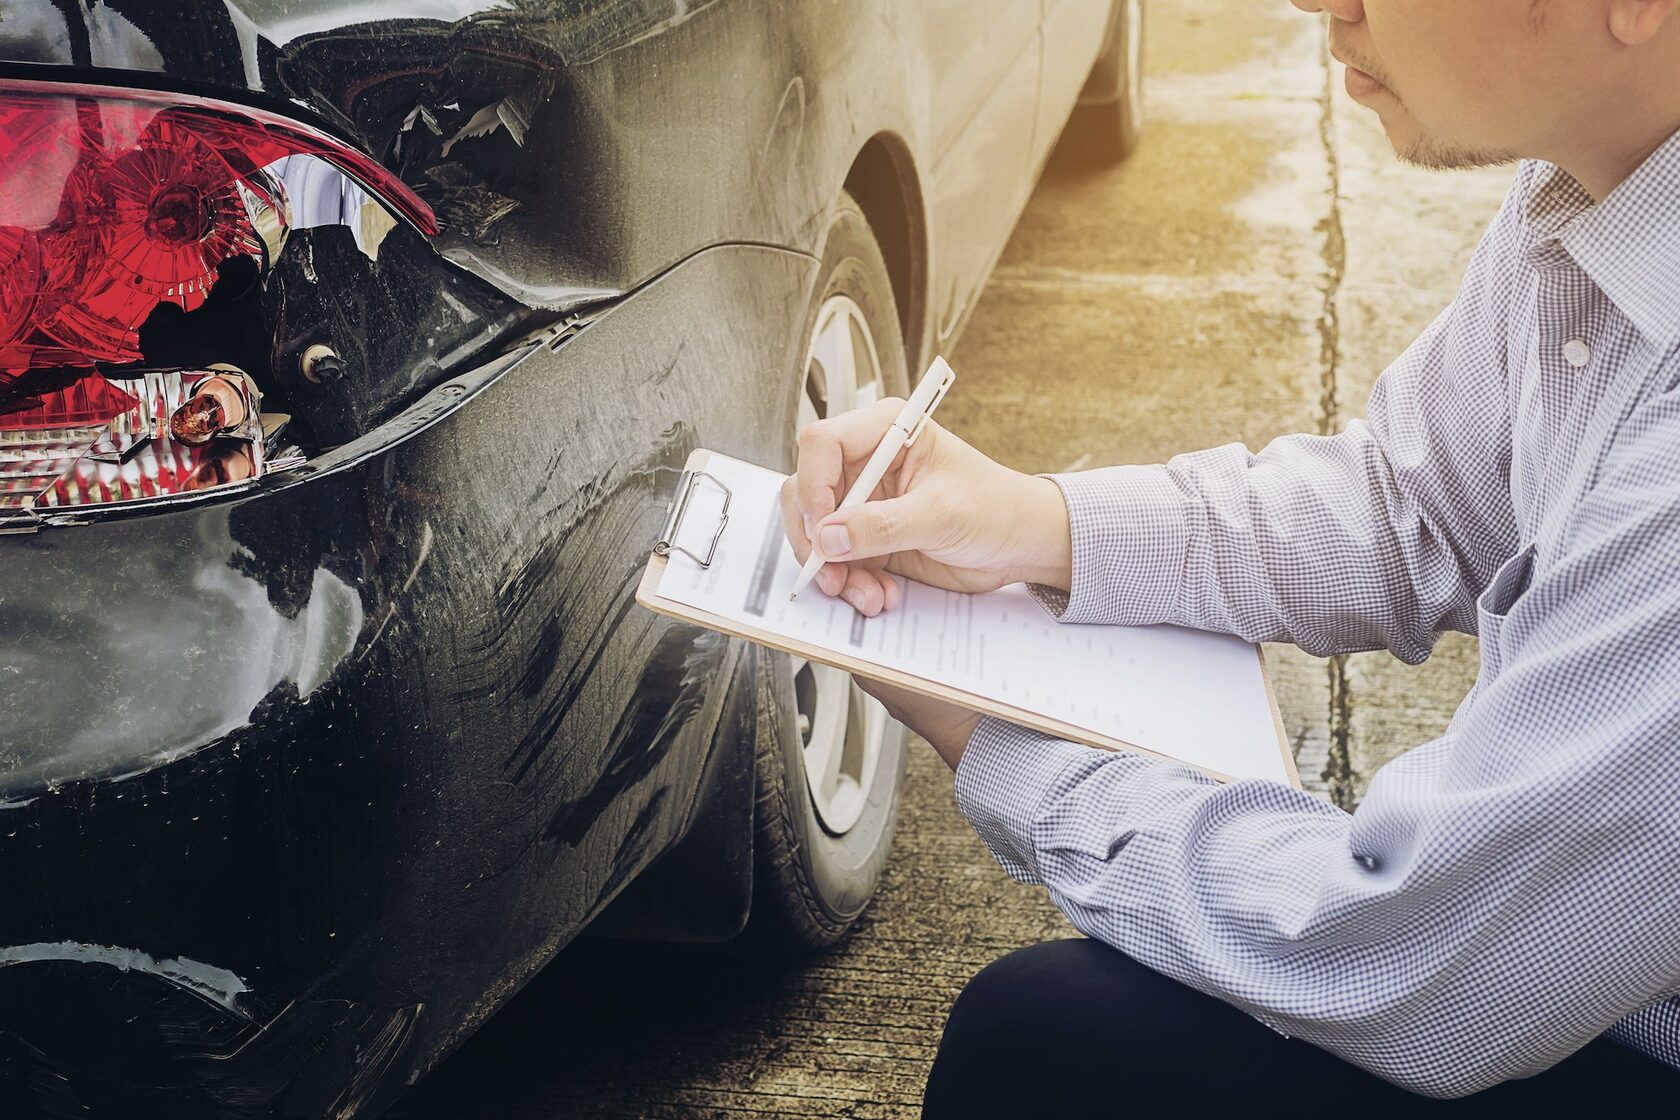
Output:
[542, 628, 725, 845]
[0, 942, 251, 1017]
[357, 521, 436, 660]
[332, 1003, 424, 1120]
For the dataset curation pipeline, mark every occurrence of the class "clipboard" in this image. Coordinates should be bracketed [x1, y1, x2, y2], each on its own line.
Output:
[636, 449, 1299, 788]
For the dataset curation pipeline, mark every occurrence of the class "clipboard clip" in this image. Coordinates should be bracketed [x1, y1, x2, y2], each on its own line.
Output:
[654, 469, 732, 568]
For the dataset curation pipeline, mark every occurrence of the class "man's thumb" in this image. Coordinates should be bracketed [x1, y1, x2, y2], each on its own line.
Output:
[817, 494, 932, 562]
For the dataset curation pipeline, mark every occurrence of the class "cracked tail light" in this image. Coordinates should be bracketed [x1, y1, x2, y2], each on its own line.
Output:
[0, 80, 434, 515]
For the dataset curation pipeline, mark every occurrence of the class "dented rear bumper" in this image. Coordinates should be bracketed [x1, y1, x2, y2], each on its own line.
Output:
[0, 243, 816, 1117]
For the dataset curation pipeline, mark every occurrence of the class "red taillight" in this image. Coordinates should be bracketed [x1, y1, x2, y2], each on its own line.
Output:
[0, 226, 41, 351]
[0, 79, 435, 376]
[0, 80, 433, 514]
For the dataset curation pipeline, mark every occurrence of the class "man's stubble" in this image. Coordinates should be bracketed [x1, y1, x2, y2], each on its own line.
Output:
[1395, 132, 1519, 174]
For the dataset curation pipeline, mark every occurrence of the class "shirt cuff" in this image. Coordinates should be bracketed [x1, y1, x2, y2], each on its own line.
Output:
[1027, 466, 1190, 626]
[954, 716, 1103, 884]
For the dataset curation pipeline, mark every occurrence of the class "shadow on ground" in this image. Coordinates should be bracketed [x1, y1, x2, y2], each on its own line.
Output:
[400, 938, 817, 1119]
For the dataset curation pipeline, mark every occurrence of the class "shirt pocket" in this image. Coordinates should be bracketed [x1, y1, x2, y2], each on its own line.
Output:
[1475, 544, 1537, 675]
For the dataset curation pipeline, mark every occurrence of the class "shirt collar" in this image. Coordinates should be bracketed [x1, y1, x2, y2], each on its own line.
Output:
[1530, 128, 1680, 348]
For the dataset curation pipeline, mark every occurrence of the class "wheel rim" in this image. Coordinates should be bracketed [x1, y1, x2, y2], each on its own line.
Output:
[793, 294, 889, 836]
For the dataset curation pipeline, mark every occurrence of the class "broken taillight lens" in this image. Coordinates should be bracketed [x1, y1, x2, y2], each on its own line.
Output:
[0, 79, 434, 374]
[0, 80, 434, 516]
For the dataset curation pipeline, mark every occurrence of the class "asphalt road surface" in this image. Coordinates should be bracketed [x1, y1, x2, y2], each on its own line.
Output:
[403, 5, 1511, 1117]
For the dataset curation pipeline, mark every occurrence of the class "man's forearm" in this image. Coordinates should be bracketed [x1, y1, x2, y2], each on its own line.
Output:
[1025, 415, 1514, 660]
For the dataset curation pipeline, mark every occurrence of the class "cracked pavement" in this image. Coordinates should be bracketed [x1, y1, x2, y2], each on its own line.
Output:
[405, 5, 1513, 1117]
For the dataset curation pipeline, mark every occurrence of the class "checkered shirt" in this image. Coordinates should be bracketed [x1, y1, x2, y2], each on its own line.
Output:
[955, 127, 1680, 1099]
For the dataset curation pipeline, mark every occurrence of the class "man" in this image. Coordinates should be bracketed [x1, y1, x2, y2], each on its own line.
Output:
[782, 0, 1680, 1114]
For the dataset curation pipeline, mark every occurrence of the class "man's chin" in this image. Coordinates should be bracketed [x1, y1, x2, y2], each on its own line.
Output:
[1396, 136, 1519, 173]
[1379, 114, 1518, 173]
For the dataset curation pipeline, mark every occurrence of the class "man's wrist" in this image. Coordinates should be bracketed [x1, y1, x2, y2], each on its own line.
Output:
[1014, 474, 1073, 592]
[926, 708, 985, 771]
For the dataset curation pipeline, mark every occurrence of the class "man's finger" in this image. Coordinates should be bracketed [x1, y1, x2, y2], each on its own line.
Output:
[794, 397, 906, 522]
[815, 491, 942, 563]
[785, 479, 855, 599]
[779, 476, 813, 561]
[881, 570, 903, 611]
[818, 561, 846, 597]
[842, 565, 889, 617]
[850, 567, 903, 613]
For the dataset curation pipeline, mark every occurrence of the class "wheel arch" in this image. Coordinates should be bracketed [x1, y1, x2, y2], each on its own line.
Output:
[1080, 0, 1126, 102]
[842, 132, 930, 373]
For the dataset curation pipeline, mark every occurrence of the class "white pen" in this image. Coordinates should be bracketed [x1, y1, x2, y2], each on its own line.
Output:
[789, 355, 957, 601]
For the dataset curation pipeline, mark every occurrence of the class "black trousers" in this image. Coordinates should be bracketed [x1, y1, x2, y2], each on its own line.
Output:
[923, 939, 1679, 1119]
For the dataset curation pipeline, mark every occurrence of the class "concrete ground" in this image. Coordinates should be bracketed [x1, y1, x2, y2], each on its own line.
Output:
[405, 5, 1512, 1116]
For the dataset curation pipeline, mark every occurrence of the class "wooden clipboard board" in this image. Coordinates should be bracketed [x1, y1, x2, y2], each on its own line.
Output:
[636, 449, 1299, 788]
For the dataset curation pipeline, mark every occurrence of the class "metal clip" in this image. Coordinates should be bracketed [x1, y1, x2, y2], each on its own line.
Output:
[653, 469, 732, 568]
[903, 364, 956, 446]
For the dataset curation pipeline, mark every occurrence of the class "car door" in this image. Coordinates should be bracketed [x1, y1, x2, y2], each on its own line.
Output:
[915, 0, 1042, 352]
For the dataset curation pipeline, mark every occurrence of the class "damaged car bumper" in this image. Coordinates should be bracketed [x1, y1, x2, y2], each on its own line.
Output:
[0, 242, 816, 1118]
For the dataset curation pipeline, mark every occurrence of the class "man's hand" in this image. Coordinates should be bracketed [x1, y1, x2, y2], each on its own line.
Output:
[852, 677, 983, 771]
[780, 397, 1073, 616]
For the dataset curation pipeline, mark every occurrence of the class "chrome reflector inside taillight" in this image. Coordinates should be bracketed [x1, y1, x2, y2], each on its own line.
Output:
[1, 367, 300, 513]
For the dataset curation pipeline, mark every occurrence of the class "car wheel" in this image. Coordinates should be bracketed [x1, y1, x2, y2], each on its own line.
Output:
[746, 190, 910, 950]
[1069, 0, 1145, 164]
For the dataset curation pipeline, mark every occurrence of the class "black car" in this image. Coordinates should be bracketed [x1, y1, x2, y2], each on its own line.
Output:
[0, 1, 1144, 1115]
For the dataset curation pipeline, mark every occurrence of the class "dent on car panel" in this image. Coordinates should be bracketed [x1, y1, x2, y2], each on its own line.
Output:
[263, 0, 810, 305]
[0, 243, 816, 1116]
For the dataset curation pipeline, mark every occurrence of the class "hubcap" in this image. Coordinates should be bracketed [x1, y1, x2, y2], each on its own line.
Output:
[794, 294, 889, 836]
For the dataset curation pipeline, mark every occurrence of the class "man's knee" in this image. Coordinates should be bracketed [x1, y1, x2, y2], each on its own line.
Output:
[941, 939, 1099, 1053]
[927, 940, 1149, 1118]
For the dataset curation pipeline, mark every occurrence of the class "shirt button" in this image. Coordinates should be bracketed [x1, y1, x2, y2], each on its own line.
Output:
[1562, 339, 1592, 368]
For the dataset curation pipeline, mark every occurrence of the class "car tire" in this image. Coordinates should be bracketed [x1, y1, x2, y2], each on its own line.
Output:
[744, 190, 911, 951]
[1069, 0, 1145, 164]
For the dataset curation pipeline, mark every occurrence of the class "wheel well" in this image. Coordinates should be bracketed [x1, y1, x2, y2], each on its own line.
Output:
[1080, 0, 1124, 102]
[843, 135, 927, 370]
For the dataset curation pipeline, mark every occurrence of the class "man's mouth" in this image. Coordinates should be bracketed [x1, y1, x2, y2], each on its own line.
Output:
[1343, 63, 1387, 100]
[1331, 46, 1391, 102]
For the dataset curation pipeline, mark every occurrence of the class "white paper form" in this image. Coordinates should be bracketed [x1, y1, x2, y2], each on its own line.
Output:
[654, 455, 1290, 784]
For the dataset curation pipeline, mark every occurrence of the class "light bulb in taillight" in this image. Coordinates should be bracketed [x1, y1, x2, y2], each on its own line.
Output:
[169, 373, 251, 445]
[7, 367, 274, 514]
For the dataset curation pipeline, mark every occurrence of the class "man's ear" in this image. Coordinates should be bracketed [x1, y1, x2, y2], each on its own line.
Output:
[1608, 0, 1680, 46]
